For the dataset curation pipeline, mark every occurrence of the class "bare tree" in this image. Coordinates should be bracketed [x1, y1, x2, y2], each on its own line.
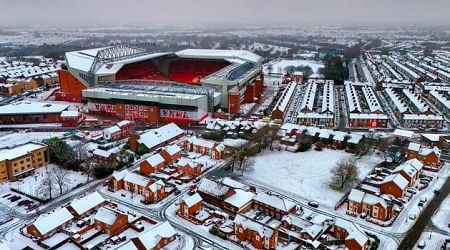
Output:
[330, 158, 359, 191]
[76, 143, 95, 182]
[39, 171, 55, 200]
[50, 167, 71, 196]
[239, 157, 255, 176]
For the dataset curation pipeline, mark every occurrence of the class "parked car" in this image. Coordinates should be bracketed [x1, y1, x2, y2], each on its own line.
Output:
[174, 189, 181, 195]
[306, 212, 316, 220]
[193, 178, 201, 183]
[308, 201, 319, 208]
[417, 240, 426, 249]
[434, 189, 441, 194]
[409, 214, 417, 220]
[175, 180, 183, 185]
[204, 219, 214, 226]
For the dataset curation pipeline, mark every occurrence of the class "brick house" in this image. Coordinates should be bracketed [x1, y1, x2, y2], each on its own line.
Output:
[223, 189, 255, 214]
[234, 214, 278, 249]
[60, 110, 83, 127]
[347, 189, 365, 214]
[160, 144, 182, 164]
[66, 192, 106, 218]
[361, 193, 393, 221]
[109, 170, 165, 204]
[379, 174, 409, 198]
[279, 214, 313, 241]
[129, 123, 184, 152]
[140, 153, 166, 175]
[179, 193, 203, 219]
[93, 207, 128, 235]
[177, 157, 202, 177]
[26, 207, 74, 240]
[92, 148, 116, 165]
[406, 142, 441, 166]
[126, 221, 177, 249]
[300, 224, 324, 241]
[197, 178, 233, 208]
[252, 192, 297, 219]
[184, 137, 225, 160]
[331, 219, 369, 250]
[393, 158, 423, 186]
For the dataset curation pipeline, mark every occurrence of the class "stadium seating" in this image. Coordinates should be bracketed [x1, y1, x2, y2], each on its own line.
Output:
[116, 61, 168, 81]
[168, 60, 229, 84]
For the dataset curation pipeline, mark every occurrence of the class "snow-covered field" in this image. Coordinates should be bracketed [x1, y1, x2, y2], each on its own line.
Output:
[0, 164, 86, 200]
[414, 231, 448, 250]
[432, 168, 450, 232]
[0, 131, 65, 148]
[265, 59, 325, 74]
[246, 149, 382, 207]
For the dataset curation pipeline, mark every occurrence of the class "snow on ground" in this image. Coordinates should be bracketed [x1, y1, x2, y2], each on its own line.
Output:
[431, 164, 450, 232]
[240, 103, 256, 115]
[0, 163, 86, 201]
[0, 131, 65, 148]
[414, 231, 448, 250]
[432, 192, 450, 232]
[246, 149, 383, 207]
[265, 59, 325, 74]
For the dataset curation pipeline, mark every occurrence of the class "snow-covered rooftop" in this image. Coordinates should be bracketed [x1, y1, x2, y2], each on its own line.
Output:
[69, 192, 105, 216]
[0, 101, 68, 115]
[31, 207, 74, 236]
[0, 143, 46, 161]
[253, 192, 296, 212]
[145, 153, 165, 167]
[224, 189, 255, 208]
[181, 193, 202, 207]
[138, 123, 184, 150]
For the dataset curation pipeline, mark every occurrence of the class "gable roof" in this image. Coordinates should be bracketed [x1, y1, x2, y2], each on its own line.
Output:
[94, 207, 124, 226]
[123, 171, 151, 187]
[348, 189, 365, 203]
[69, 192, 105, 216]
[138, 123, 184, 149]
[133, 221, 177, 249]
[382, 174, 409, 190]
[181, 193, 203, 207]
[164, 144, 182, 155]
[224, 189, 255, 208]
[253, 192, 296, 212]
[32, 207, 74, 235]
[145, 153, 165, 167]
[234, 214, 274, 238]
[197, 178, 229, 197]
[334, 219, 368, 247]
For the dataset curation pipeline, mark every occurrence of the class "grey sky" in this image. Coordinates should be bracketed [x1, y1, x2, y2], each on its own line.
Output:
[1, 0, 449, 28]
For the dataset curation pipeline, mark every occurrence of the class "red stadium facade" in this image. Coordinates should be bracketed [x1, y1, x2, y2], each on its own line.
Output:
[59, 46, 263, 124]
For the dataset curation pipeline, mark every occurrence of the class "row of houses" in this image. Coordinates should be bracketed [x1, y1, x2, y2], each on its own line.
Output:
[344, 81, 389, 128]
[179, 178, 370, 250]
[279, 123, 363, 150]
[296, 79, 335, 128]
[346, 158, 429, 223]
[25, 191, 178, 249]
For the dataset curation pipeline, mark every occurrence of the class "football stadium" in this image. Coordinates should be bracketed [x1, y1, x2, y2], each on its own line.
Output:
[57, 44, 264, 124]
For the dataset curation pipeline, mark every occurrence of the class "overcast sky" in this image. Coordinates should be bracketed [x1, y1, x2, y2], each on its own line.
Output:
[1, 0, 449, 28]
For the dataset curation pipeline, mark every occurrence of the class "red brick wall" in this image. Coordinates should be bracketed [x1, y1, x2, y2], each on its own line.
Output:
[380, 182, 403, 198]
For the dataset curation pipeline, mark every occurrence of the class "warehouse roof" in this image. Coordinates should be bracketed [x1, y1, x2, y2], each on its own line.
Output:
[0, 101, 68, 115]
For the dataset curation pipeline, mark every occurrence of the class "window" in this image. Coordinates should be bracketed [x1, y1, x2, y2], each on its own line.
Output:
[20, 160, 24, 164]
[27, 158, 30, 162]
[239, 227, 243, 233]
[255, 235, 260, 241]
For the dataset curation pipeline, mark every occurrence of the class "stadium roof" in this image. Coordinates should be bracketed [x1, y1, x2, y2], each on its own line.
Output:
[176, 49, 262, 64]
[66, 47, 261, 75]
[66, 47, 171, 74]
